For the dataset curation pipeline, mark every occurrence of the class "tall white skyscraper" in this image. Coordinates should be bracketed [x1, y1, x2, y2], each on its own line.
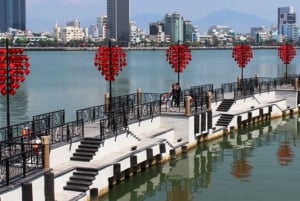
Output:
[278, 6, 298, 41]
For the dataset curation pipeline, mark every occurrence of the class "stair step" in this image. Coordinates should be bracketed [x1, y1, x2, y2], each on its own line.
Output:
[64, 185, 89, 192]
[78, 144, 100, 149]
[83, 137, 103, 141]
[73, 152, 95, 157]
[81, 140, 102, 145]
[70, 156, 92, 161]
[74, 170, 98, 177]
[70, 175, 95, 181]
[67, 180, 92, 186]
[75, 147, 98, 153]
[76, 167, 98, 172]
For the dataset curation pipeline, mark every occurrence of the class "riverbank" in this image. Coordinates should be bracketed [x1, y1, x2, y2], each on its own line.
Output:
[22, 45, 299, 51]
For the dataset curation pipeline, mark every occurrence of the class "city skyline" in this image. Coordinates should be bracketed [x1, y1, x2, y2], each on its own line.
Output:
[26, 0, 299, 33]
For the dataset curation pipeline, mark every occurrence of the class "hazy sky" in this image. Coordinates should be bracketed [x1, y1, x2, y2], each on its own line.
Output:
[27, 0, 300, 32]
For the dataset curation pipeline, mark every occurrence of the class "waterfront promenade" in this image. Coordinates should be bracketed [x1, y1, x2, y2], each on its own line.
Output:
[0, 76, 299, 201]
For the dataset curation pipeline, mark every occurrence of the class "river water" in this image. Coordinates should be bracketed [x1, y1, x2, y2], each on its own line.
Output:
[1, 49, 299, 126]
[103, 117, 300, 201]
[0, 49, 300, 200]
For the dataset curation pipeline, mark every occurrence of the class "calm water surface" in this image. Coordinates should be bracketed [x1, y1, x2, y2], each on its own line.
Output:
[103, 117, 300, 201]
[0, 49, 299, 126]
[0, 49, 299, 200]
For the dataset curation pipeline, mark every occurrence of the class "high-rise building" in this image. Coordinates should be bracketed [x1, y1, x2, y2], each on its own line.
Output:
[97, 16, 108, 40]
[278, 6, 298, 41]
[107, 0, 130, 46]
[184, 20, 194, 43]
[0, 0, 26, 33]
[164, 12, 184, 43]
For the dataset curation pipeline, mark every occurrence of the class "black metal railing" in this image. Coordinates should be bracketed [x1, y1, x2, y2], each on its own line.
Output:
[77, 93, 161, 123]
[32, 110, 65, 129]
[36, 119, 84, 145]
[0, 143, 44, 187]
[0, 120, 83, 147]
[99, 100, 161, 140]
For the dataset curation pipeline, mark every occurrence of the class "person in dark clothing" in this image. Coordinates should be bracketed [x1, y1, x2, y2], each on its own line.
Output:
[175, 83, 181, 107]
[170, 83, 176, 108]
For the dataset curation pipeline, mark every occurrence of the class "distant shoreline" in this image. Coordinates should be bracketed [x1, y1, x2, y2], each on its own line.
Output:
[22, 46, 298, 51]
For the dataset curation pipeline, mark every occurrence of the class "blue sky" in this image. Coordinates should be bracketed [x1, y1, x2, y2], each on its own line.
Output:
[27, 0, 300, 32]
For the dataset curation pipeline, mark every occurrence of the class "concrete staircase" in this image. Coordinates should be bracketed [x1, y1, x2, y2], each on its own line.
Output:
[216, 99, 235, 112]
[216, 114, 234, 127]
[70, 137, 103, 162]
[63, 167, 98, 192]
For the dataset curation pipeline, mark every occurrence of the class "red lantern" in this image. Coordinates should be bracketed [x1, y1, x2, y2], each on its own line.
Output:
[0, 46, 30, 96]
[93, 43, 126, 82]
[278, 43, 296, 80]
[166, 43, 192, 84]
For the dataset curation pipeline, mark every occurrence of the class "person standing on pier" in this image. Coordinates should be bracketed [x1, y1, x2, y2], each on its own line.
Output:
[175, 83, 181, 107]
[170, 83, 176, 108]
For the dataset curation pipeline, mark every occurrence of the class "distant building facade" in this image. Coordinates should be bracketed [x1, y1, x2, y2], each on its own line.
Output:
[97, 16, 107, 40]
[278, 6, 298, 42]
[0, 0, 26, 33]
[183, 20, 193, 43]
[107, 0, 130, 46]
[164, 12, 184, 43]
[53, 19, 85, 43]
[149, 22, 166, 43]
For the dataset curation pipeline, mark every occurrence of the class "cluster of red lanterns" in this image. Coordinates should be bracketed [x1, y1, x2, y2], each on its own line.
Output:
[232, 44, 253, 68]
[278, 43, 296, 65]
[166, 44, 192, 73]
[0, 48, 30, 96]
[94, 46, 127, 81]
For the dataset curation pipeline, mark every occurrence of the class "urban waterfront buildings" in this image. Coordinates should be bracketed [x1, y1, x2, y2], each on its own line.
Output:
[107, 0, 130, 46]
[278, 6, 298, 41]
[149, 12, 199, 44]
[0, 0, 26, 33]
[53, 19, 85, 43]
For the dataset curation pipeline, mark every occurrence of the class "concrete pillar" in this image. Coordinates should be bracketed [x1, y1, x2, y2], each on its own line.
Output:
[41, 136, 50, 169]
[44, 171, 55, 201]
[207, 91, 212, 110]
[185, 96, 192, 116]
[294, 78, 298, 91]
[22, 182, 33, 201]
[137, 88, 142, 105]
[90, 188, 98, 201]
[104, 93, 110, 113]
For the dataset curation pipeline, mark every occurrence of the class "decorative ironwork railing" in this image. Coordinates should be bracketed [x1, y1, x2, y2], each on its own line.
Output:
[32, 110, 65, 133]
[99, 100, 161, 141]
[0, 143, 44, 187]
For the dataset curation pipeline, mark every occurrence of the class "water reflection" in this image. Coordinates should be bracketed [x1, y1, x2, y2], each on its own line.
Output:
[277, 141, 294, 166]
[0, 87, 30, 127]
[102, 116, 300, 201]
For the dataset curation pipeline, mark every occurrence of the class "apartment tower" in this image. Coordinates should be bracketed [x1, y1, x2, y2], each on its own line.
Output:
[0, 0, 26, 33]
[107, 0, 130, 46]
[278, 6, 298, 41]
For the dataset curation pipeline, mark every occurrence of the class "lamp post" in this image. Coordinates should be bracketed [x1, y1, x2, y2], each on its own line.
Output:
[0, 38, 30, 140]
[166, 40, 192, 86]
[278, 41, 296, 82]
[94, 39, 127, 112]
